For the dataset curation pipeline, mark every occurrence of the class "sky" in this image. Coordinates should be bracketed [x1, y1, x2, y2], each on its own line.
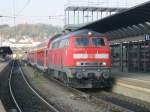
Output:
[0, 0, 149, 27]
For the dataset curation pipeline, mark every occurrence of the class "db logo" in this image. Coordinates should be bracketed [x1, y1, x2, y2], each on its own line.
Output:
[88, 54, 94, 58]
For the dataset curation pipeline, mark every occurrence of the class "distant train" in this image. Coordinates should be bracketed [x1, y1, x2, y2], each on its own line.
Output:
[27, 29, 112, 88]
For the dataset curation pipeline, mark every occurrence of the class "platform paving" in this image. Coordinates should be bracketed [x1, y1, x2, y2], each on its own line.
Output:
[0, 61, 9, 73]
[0, 61, 10, 112]
[111, 70, 150, 102]
[112, 71, 150, 88]
[0, 100, 6, 112]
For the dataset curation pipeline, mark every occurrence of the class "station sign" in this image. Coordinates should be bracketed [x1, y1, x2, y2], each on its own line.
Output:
[145, 34, 150, 41]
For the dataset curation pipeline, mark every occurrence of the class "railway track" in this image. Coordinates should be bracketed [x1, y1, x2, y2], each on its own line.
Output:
[0, 61, 17, 112]
[41, 72, 131, 112]
[20, 61, 150, 112]
[81, 90, 150, 112]
[9, 60, 60, 112]
[42, 69, 150, 112]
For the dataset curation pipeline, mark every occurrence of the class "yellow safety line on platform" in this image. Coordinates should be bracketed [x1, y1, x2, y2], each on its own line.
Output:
[116, 82, 150, 93]
[120, 78, 150, 83]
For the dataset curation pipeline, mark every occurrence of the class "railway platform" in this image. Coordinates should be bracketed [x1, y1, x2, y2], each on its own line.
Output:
[0, 61, 10, 112]
[0, 100, 6, 112]
[112, 70, 150, 102]
[0, 61, 10, 73]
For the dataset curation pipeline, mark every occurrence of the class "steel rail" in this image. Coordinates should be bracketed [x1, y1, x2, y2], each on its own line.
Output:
[9, 60, 23, 112]
[17, 62, 60, 112]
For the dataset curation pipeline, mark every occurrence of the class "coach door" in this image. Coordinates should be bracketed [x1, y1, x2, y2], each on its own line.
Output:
[44, 49, 47, 69]
[34, 51, 37, 65]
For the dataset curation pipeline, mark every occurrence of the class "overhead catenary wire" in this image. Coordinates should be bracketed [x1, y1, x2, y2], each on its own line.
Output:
[16, 0, 31, 16]
[16, 15, 65, 22]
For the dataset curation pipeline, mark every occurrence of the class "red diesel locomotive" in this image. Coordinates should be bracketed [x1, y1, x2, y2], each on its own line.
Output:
[27, 30, 112, 88]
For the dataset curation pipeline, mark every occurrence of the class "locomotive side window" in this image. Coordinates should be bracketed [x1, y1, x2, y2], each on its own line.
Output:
[52, 41, 60, 49]
[59, 40, 64, 48]
[92, 38, 105, 47]
[75, 37, 89, 47]
[64, 39, 69, 47]
[59, 38, 69, 48]
[51, 42, 56, 48]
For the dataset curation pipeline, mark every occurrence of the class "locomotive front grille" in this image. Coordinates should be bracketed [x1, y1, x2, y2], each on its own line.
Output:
[85, 62, 98, 66]
[78, 62, 105, 66]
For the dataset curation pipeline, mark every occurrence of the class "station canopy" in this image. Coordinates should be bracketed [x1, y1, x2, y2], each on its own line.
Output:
[65, 6, 126, 12]
[77, 1, 150, 40]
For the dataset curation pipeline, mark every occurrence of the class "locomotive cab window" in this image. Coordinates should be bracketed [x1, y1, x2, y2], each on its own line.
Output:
[59, 38, 69, 48]
[75, 37, 89, 47]
[92, 38, 105, 47]
[51, 41, 60, 49]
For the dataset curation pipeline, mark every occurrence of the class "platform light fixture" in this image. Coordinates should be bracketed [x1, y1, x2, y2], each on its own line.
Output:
[88, 31, 92, 36]
[145, 22, 150, 26]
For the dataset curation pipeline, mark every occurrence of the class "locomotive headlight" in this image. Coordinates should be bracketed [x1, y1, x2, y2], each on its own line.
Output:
[82, 69, 86, 72]
[103, 73, 110, 79]
[97, 69, 101, 72]
[76, 62, 80, 66]
[102, 62, 106, 66]
[88, 32, 92, 36]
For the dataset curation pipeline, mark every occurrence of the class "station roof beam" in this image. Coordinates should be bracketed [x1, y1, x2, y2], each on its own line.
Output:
[143, 22, 150, 33]
[76, 1, 150, 40]
[126, 26, 140, 36]
[65, 6, 127, 12]
[64, 1, 128, 29]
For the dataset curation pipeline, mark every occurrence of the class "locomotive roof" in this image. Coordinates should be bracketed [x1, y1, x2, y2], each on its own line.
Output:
[51, 29, 105, 42]
[50, 33, 63, 41]
[68, 29, 104, 36]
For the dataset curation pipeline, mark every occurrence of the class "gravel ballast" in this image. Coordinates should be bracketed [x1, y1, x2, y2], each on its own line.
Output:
[21, 63, 123, 112]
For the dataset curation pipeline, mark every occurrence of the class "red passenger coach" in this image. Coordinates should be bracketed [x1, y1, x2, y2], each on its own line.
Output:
[47, 30, 112, 88]
[27, 50, 36, 66]
[35, 40, 50, 71]
[27, 39, 50, 71]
